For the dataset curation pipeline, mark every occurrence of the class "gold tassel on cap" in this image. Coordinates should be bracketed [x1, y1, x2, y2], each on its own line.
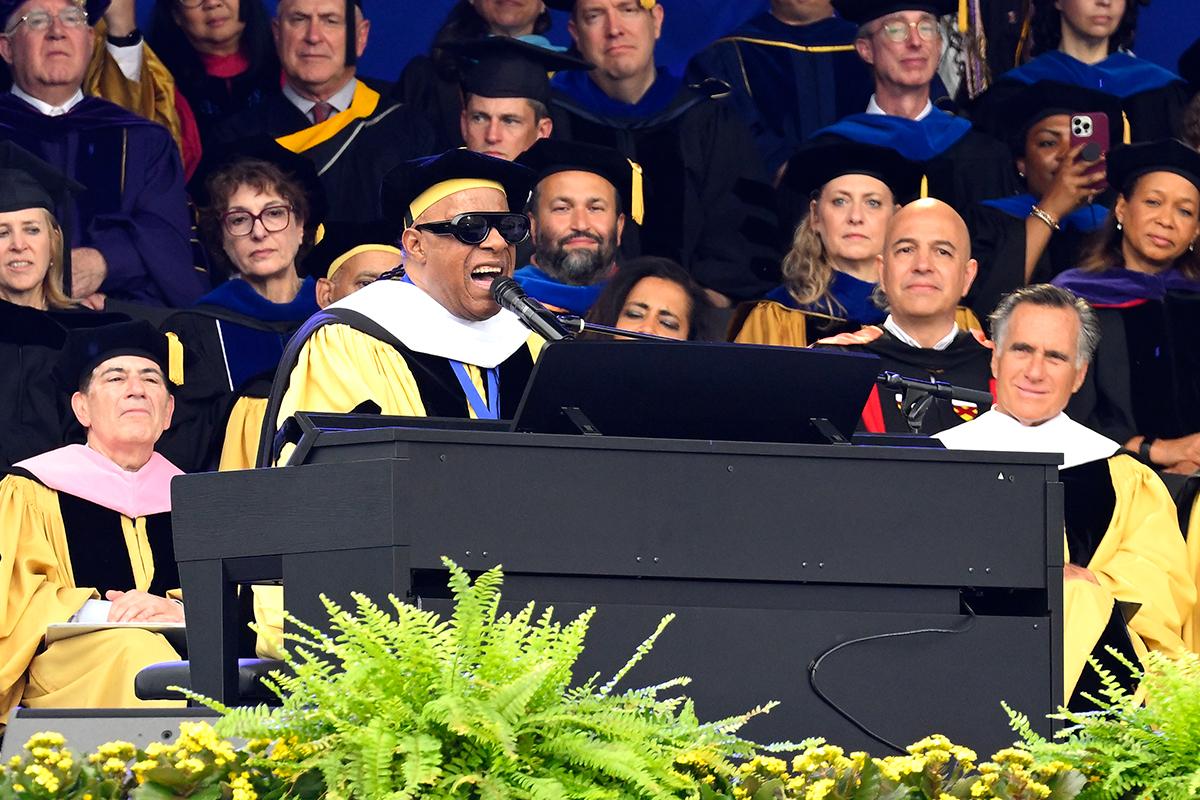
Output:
[920, 174, 929, 199]
[957, 0, 968, 33]
[628, 158, 645, 226]
[1121, 111, 1132, 145]
[164, 331, 184, 387]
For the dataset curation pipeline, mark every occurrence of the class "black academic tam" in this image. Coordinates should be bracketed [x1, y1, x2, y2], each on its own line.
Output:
[831, 0, 957, 25]
[381, 149, 537, 227]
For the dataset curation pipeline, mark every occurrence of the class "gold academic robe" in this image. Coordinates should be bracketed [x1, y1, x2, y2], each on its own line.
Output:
[0, 474, 183, 724]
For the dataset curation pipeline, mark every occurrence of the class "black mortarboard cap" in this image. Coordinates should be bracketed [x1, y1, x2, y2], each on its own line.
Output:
[1107, 138, 1200, 196]
[0, 141, 84, 214]
[56, 320, 182, 391]
[300, 219, 401, 280]
[782, 139, 924, 204]
[975, 80, 1125, 156]
[381, 148, 537, 228]
[188, 135, 327, 230]
[452, 36, 590, 106]
[0, 0, 109, 26]
[832, 0, 957, 25]
[516, 138, 644, 224]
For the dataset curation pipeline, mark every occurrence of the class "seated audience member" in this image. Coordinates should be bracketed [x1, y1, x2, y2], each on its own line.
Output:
[966, 81, 1120, 324]
[812, 0, 1018, 211]
[686, 0, 873, 179]
[0, 0, 202, 309]
[0, 321, 187, 724]
[513, 138, 635, 315]
[1182, 90, 1200, 151]
[1053, 139, 1200, 475]
[148, 0, 280, 149]
[261, 149, 541, 467]
[395, 0, 553, 150]
[0, 141, 131, 467]
[546, 0, 779, 305]
[215, 0, 436, 223]
[989, 0, 1188, 143]
[585, 256, 712, 341]
[731, 139, 922, 346]
[162, 138, 324, 472]
[303, 220, 400, 309]
[456, 36, 588, 163]
[936, 284, 1193, 707]
[815, 198, 991, 434]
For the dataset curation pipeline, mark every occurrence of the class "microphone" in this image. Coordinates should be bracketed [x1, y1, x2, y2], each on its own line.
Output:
[490, 276, 572, 341]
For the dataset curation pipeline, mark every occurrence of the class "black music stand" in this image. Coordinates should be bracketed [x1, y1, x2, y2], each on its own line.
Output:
[511, 340, 881, 444]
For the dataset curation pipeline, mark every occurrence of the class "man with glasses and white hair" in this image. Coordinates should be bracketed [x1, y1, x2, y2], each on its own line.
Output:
[0, 0, 203, 309]
[809, 0, 1017, 210]
[936, 284, 1193, 710]
[262, 149, 543, 467]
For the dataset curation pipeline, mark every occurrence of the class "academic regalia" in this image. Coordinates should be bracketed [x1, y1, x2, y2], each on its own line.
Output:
[729, 273, 884, 346]
[965, 195, 1109, 323]
[936, 410, 1194, 704]
[0, 94, 204, 307]
[213, 84, 438, 223]
[815, 324, 995, 434]
[171, 49, 282, 148]
[162, 278, 319, 472]
[264, 278, 541, 466]
[549, 69, 779, 300]
[393, 55, 465, 152]
[685, 13, 873, 175]
[0, 444, 185, 723]
[811, 112, 1020, 211]
[1053, 267, 1200, 445]
[994, 52, 1190, 143]
[513, 265, 607, 316]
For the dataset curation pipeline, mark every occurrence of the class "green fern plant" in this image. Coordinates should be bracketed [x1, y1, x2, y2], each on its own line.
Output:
[1006, 649, 1200, 800]
[194, 558, 782, 799]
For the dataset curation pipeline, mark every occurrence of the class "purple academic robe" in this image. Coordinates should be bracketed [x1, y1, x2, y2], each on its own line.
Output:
[0, 94, 205, 308]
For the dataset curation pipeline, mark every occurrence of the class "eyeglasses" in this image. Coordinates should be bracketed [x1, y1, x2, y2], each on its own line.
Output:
[4, 6, 89, 34]
[414, 212, 530, 245]
[874, 18, 940, 42]
[222, 205, 293, 237]
[175, 0, 207, 8]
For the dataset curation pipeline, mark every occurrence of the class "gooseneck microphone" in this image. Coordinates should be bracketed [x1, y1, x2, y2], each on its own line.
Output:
[490, 276, 573, 341]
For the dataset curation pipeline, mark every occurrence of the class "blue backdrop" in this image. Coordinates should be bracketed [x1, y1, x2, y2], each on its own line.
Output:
[220, 0, 1196, 84]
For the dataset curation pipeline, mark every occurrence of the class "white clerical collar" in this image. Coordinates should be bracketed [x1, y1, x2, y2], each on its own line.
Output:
[934, 409, 1120, 469]
[883, 314, 957, 350]
[866, 94, 934, 120]
[329, 279, 533, 368]
[282, 78, 358, 119]
[11, 86, 84, 116]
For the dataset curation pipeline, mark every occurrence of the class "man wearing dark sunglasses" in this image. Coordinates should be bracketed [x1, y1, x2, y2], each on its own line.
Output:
[260, 150, 543, 466]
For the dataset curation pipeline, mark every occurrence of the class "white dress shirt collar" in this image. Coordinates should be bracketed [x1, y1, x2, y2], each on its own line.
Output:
[883, 314, 957, 351]
[866, 94, 933, 121]
[282, 78, 358, 122]
[11, 85, 84, 116]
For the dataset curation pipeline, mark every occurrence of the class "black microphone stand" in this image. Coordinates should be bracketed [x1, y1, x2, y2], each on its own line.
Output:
[876, 371, 993, 434]
[555, 314, 681, 343]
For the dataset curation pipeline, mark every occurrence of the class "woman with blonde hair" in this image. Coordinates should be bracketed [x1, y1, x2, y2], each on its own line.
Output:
[729, 140, 921, 346]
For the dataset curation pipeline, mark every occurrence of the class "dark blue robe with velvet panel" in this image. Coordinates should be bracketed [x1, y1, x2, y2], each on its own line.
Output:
[0, 94, 203, 308]
[686, 13, 872, 175]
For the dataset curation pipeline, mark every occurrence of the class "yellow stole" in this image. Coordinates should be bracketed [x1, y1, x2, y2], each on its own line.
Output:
[275, 82, 382, 155]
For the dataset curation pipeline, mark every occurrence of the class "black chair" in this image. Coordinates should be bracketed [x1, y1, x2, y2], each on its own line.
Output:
[134, 658, 286, 704]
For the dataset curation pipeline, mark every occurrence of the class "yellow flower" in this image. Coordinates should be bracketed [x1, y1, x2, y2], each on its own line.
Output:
[132, 759, 160, 784]
[990, 747, 1034, 767]
[229, 770, 258, 800]
[102, 756, 128, 776]
[7, 755, 22, 769]
[23, 732, 66, 750]
[176, 756, 207, 775]
[805, 777, 835, 800]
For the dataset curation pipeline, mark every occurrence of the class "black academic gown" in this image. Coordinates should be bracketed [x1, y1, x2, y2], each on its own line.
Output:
[392, 54, 465, 152]
[549, 70, 780, 299]
[815, 326, 994, 434]
[964, 195, 1110, 325]
[685, 13, 873, 175]
[168, 53, 282, 149]
[214, 85, 438, 223]
[1054, 275, 1200, 446]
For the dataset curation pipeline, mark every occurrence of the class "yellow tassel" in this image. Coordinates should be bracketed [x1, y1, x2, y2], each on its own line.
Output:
[1121, 111, 1131, 145]
[920, 174, 929, 199]
[314, 222, 326, 245]
[165, 331, 184, 387]
[958, 0, 968, 33]
[628, 158, 645, 226]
